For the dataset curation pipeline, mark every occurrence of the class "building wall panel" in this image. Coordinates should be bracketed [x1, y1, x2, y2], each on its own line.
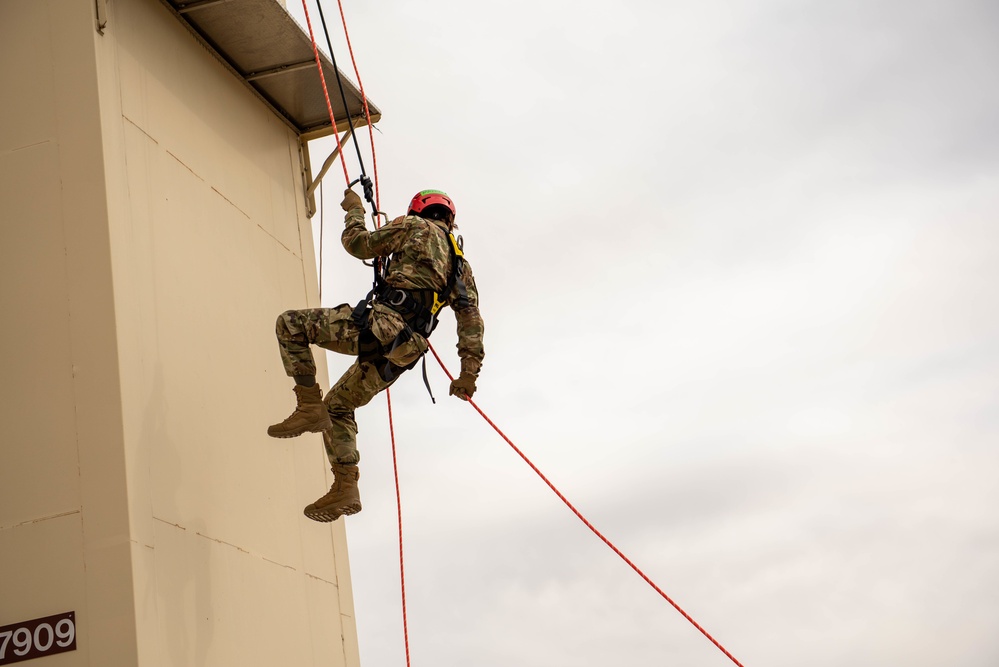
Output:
[0, 142, 80, 527]
[96, 0, 358, 664]
[0, 0, 58, 151]
[2, 0, 358, 664]
[0, 0, 358, 666]
[0, 514, 88, 659]
[2, 0, 137, 663]
[148, 520, 348, 667]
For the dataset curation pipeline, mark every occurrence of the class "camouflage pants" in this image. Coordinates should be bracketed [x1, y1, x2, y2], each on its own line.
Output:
[275, 304, 427, 466]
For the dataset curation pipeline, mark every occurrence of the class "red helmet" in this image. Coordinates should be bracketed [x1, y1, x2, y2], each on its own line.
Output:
[408, 189, 456, 219]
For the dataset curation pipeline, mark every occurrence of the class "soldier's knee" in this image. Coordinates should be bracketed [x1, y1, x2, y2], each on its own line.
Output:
[275, 310, 300, 336]
[324, 393, 353, 416]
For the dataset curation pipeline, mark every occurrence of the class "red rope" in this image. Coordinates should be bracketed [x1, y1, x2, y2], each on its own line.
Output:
[299, 0, 350, 185]
[427, 344, 746, 667]
[302, 6, 742, 666]
[385, 389, 412, 667]
[318, 5, 416, 664]
[300, 4, 410, 664]
[333, 0, 380, 211]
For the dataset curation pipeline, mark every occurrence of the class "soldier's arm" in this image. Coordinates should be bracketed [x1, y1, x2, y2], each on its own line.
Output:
[453, 263, 484, 377]
[341, 211, 409, 259]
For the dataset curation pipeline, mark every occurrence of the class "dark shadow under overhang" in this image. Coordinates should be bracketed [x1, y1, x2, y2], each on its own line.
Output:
[161, 0, 380, 139]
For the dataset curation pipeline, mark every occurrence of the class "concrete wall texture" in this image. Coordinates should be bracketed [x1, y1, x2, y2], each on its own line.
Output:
[0, 1, 360, 665]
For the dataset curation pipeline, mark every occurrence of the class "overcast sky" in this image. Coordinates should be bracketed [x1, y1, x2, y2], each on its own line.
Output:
[287, 1, 999, 665]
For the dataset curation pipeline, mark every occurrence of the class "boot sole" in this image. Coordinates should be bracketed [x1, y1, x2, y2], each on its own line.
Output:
[304, 502, 361, 523]
[267, 420, 332, 439]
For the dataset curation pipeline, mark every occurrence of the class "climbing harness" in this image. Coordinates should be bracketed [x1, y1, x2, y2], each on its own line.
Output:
[300, 2, 745, 666]
[349, 222, 469, 396]
[365, 228, 468, 337]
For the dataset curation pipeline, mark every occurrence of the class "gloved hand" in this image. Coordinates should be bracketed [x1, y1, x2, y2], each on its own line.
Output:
[449, 371, 477, 401]
[341, 188, 362, 212]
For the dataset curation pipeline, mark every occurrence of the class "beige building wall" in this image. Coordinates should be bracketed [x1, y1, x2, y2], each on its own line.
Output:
[0, 1, 359, 665]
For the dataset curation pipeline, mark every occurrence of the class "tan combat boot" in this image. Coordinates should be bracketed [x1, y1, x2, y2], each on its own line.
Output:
[304, 464, 362, 522]
[267, 383, 333, 438]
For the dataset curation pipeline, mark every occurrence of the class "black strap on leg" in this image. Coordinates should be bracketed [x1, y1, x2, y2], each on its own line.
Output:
[351, 290, 374, 329]
[357, 329, 382, 366]
[421, 355, 436, 404]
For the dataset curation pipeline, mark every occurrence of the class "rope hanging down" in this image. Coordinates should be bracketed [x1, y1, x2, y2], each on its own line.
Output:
[311, 0, 389, 310]
[384, 389, 412, 667]
[299, 0, 349, 186]
[314, 0, 380, 214]
[324, 0, 382, 211]
[300, 2, 412, 664]
[301, 3, 743, 666]
[427, 343, 747, 667]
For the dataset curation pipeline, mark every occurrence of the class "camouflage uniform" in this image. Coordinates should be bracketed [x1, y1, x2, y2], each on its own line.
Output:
[275, 204, 484, 466]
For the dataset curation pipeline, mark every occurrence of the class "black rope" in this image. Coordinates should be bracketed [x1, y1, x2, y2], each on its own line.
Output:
[314, 0, 376, 213]
[314, 0, 382, 290]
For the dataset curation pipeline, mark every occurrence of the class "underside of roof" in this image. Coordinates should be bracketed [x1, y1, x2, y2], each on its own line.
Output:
[160, 0, 380, 138]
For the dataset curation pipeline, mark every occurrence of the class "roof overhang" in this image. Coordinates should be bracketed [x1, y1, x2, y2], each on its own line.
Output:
[160, 0, 380, 139]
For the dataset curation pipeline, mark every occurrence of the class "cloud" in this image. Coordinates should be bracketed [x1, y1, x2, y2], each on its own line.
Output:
[294, 0, 999, 665]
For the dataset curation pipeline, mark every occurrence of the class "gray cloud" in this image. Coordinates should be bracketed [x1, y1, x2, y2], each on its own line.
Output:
[294, 0, 999, 665]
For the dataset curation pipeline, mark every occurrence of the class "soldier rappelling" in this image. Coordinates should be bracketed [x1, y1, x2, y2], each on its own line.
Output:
[267, 188, 485, 522]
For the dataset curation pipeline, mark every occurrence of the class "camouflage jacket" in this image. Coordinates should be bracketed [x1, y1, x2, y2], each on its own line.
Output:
[342, 206, 485, 377]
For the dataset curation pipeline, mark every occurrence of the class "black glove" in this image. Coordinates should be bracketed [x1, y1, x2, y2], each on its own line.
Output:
[449, 372, 477, 401]
[341, 188, 362, 212]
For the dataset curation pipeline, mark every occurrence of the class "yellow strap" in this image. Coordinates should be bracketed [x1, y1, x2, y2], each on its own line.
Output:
[429, 232, 462, 314]
[430, 292, 445, 315]
[448, 233, 464, 258]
